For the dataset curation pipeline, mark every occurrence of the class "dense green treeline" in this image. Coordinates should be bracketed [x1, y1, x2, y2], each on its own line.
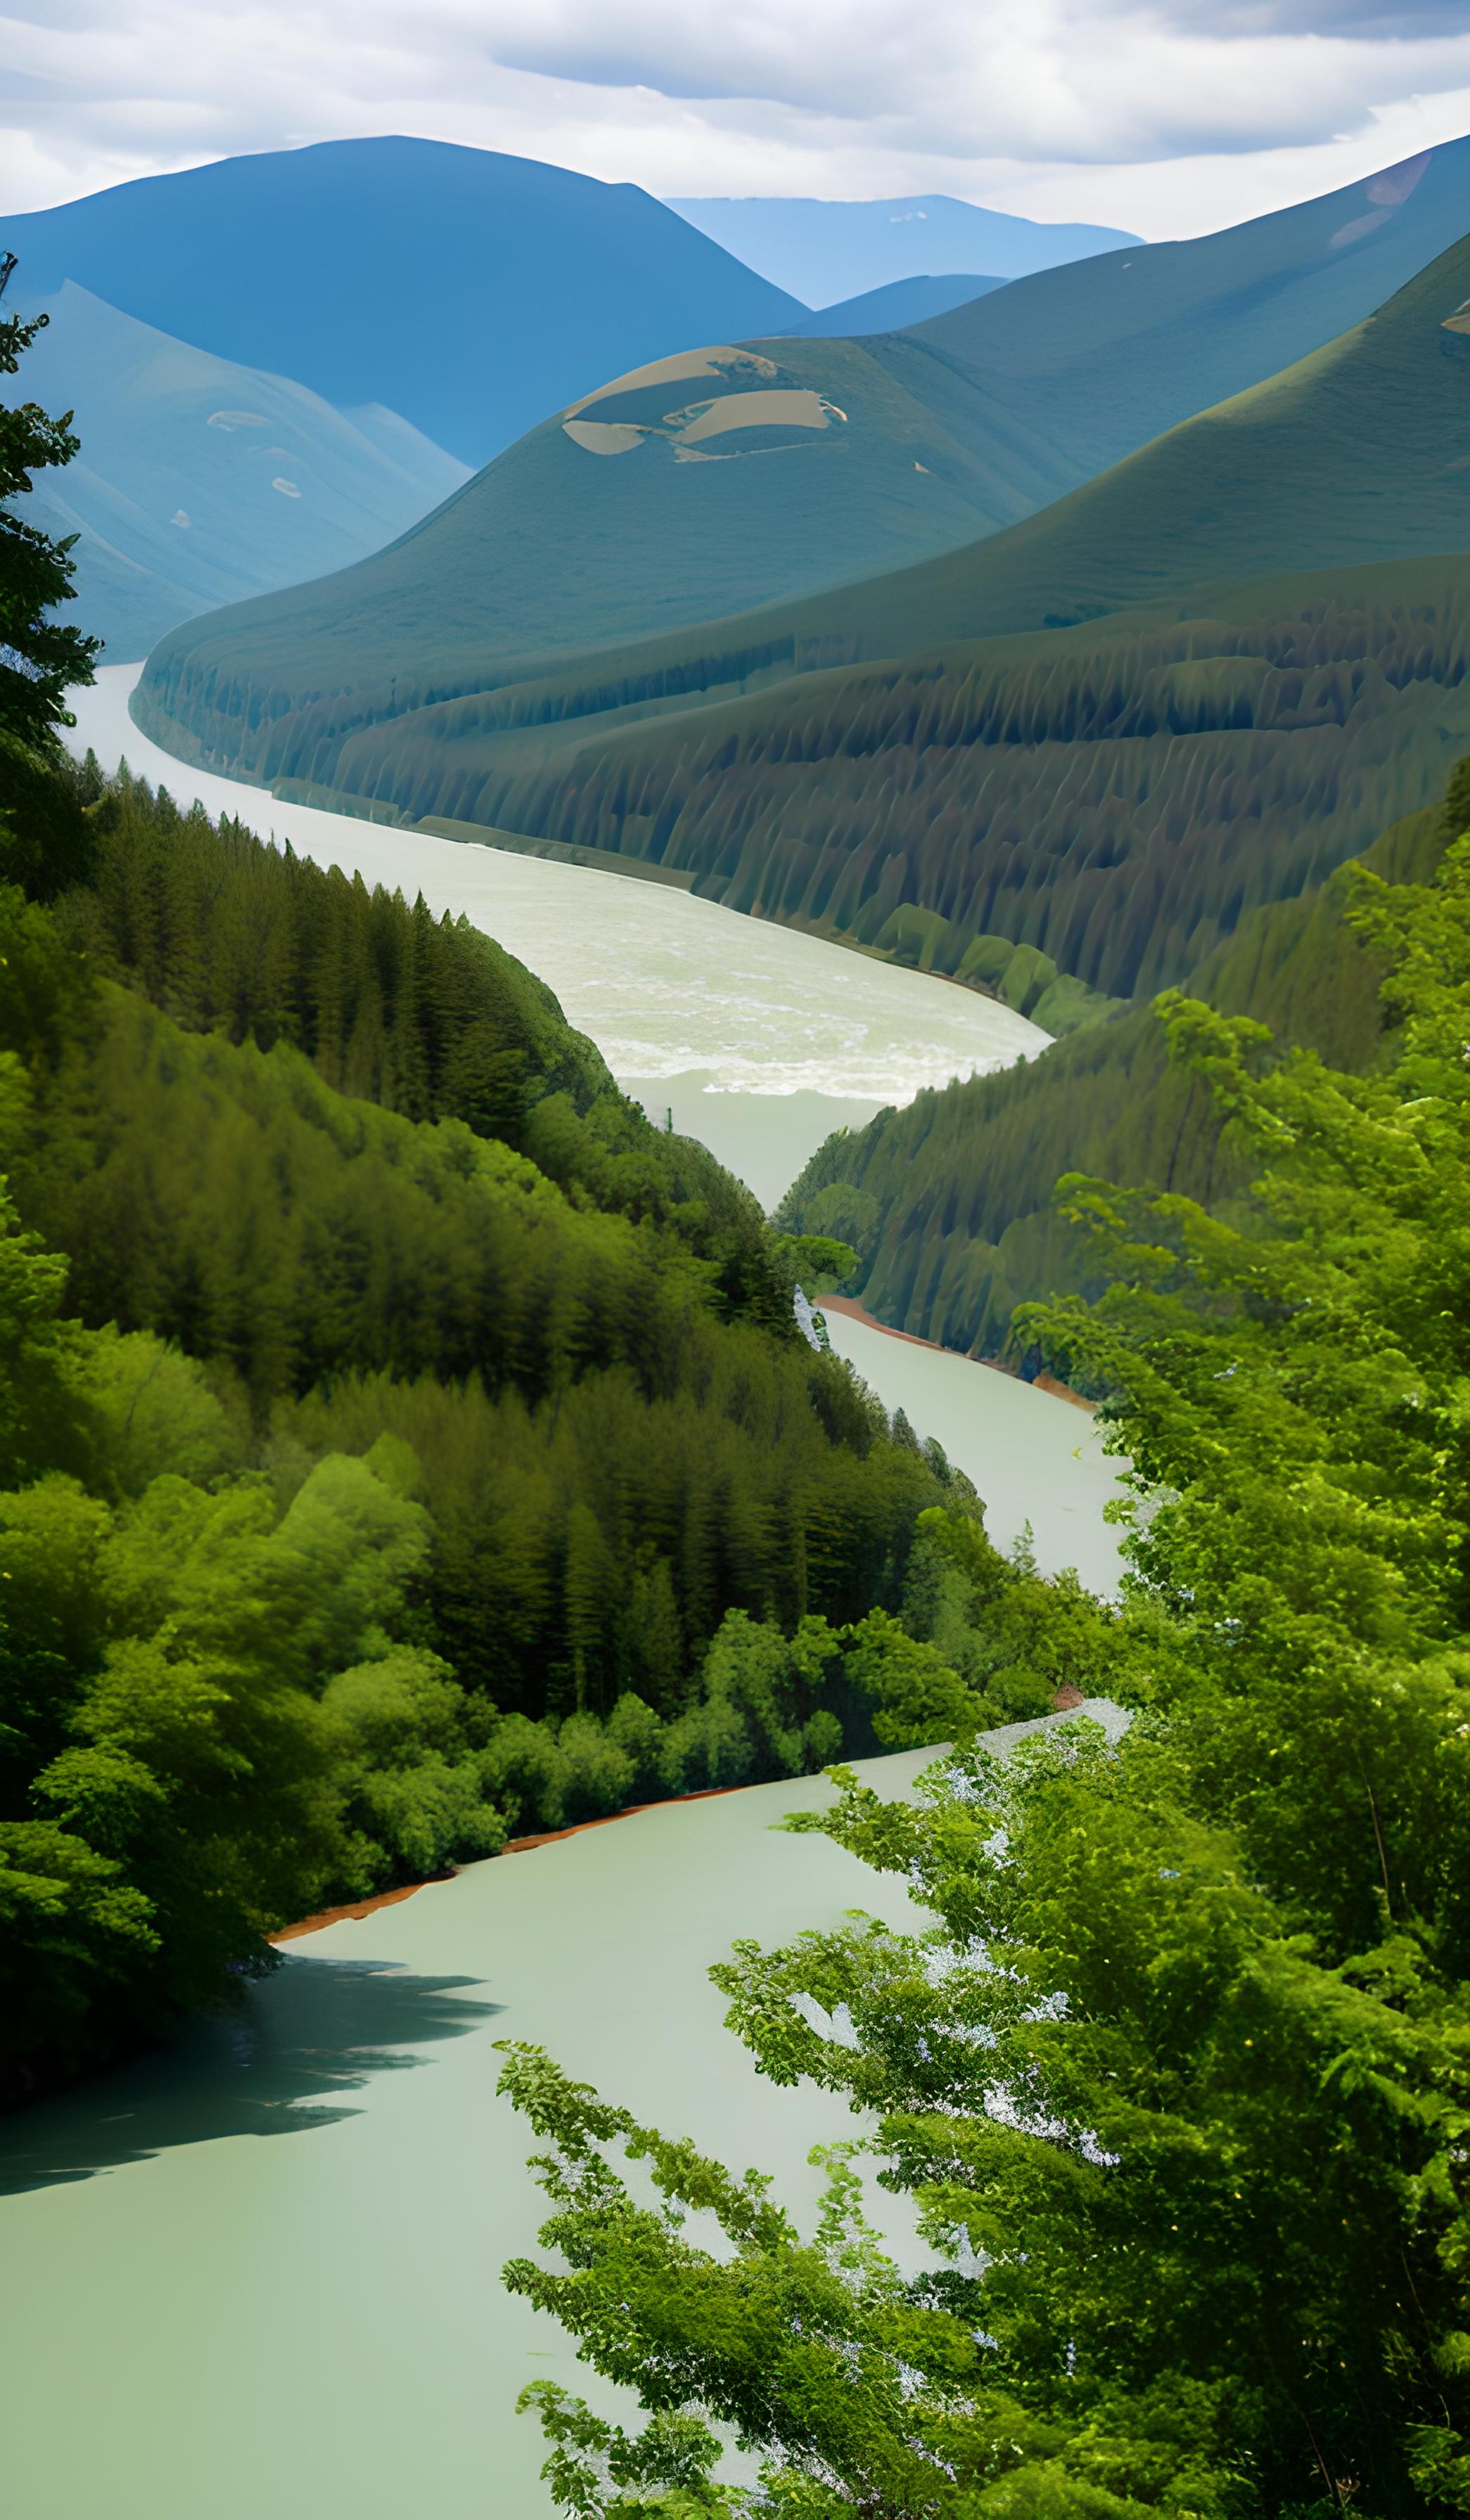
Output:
[51, 762, 789, 1327]
[431, 564, 1470, 1006]
[0, 792, 965, 2098]
[135, 558, 1470, 1009]
[496, 819, 1470, 2520]
[780, 781, 1459, 1355]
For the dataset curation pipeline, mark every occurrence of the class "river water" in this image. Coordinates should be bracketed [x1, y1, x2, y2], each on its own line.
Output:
[69, 667, 1047, 1211]
[0, 1709, 1123, 2520]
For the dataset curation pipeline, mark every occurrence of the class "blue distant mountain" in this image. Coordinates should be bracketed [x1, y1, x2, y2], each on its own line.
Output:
[10, 281, 468, 657]
[782, 273, 1006, 335]
[1, 138, 809, 467]
[663, 195, 1139, 305]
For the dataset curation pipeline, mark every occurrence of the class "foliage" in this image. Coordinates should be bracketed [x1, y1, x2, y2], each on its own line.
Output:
[0, 764, 960, 2095]
[777, 787, 1454, 1358]
[0, 281, 100, 896]
[495, 792, 1470, 2514]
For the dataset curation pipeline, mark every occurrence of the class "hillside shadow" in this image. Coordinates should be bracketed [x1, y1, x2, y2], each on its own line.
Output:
[0, 1954, 500, 2197]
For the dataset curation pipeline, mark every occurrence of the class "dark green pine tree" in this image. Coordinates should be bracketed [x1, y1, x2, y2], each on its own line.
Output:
[0, 258, 101, 897]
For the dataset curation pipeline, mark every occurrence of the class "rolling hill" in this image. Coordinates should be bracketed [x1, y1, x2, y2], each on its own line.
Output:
[9, 282, 468, 657]
[0, 138, 807, 467]
[134, 134, 1470, 799]
[136, 233, 1470, 1016]
[663, 194, 1138, 300]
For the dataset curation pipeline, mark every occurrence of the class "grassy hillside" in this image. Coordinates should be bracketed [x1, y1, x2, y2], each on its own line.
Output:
[776, 781, 1461, 1357]
[901, 131, 1470, 484]
[132, 330, 1082, 724]
[11, 283, 468, 657]
[134, 140, 1470, 790]
[0, 138, 807, 468]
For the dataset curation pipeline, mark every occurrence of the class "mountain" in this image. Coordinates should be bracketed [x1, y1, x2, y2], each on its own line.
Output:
[1, 138, 808, 466]
[7, 281, 468, 658]
[134, 134, 1470, 793]
[782, 274, 1005, 335]
[663, 194, 1138, 301]
[137, 231, 1470, 1015]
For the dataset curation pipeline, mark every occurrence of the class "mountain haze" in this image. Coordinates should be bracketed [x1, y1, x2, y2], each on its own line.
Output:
[663, 194, 1139, 300]
[8, 281, 468, 656]
[1, 139, 808, 466]
[781, 275, 1006, 335]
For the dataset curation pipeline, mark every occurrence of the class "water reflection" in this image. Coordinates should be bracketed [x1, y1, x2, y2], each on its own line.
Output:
[0, 1957, 499, 2195]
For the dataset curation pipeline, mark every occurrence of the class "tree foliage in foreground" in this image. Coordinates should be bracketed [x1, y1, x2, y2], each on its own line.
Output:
[0, 283, 99, 899]
[497, 817, 1470, 2516]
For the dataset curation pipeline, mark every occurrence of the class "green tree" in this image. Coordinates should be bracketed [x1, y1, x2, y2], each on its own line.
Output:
[0, 266, 100, 896]
[496, 804, 1470, 2516]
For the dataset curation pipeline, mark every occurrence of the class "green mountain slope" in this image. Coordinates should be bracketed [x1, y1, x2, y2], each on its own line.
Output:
[138, 237, 1470, 1012]
[7, 283, 468, 657]
[136, 138, 1470, 778]
[776, 788, 1457, 1357]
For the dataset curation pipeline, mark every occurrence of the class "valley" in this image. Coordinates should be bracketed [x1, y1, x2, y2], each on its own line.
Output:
[5, 85, 1470, 2519]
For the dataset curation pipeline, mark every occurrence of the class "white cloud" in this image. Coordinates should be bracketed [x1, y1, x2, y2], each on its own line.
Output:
[1, 0, 1469, 236]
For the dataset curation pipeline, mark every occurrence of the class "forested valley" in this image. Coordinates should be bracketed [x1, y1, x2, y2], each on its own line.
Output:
[780, 773, 1465, 1356]
[4, 742, 1053, 2100]
[0, 282, 1012, 2106]
[501, 787, 1470, 2519]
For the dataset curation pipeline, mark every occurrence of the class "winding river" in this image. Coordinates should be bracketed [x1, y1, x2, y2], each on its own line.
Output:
[65, 666, 1127, 1589]
[0, 669, 1132, 2518]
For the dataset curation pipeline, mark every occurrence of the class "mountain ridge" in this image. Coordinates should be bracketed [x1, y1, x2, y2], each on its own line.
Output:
[1, 138, 809, 466]
[132, 134, 1470, 792]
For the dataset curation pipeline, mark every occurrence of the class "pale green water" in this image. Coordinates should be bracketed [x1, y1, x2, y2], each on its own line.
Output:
[0, 1719, 1113, 2519]
[70, 667, 1046, 1206]
[824, 1311, 1126, 1595]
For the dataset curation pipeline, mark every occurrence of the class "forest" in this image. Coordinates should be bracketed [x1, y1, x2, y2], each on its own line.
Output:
[2, 745, 1034, 2100]
[499, 792, 1470, 2519]
[779, 779, 1460, 1355]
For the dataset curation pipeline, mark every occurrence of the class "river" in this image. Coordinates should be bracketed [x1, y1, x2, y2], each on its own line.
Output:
[0, 1709, 1124, 2520]
[69, 667, 1047, 1212]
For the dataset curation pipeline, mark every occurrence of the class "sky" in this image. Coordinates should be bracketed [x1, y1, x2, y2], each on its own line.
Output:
[4, 0, 1470, 239]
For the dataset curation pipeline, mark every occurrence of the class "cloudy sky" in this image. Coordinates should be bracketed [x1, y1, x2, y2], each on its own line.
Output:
[4, 0, 1470, 236]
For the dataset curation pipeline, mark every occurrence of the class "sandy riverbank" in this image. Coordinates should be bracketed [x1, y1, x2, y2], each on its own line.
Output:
[819, 1294, 1097, 1413]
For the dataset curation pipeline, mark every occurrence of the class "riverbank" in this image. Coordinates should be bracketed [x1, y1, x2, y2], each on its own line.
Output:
[270, 1786, 753, 1942]
[820, 1294, 1097, 1414]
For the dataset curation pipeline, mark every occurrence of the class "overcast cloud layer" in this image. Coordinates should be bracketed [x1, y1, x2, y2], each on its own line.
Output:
[4, 0, 1470, 238]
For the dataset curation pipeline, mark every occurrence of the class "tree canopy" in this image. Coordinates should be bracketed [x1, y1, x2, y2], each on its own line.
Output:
[497, 781, 1470, 2519]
